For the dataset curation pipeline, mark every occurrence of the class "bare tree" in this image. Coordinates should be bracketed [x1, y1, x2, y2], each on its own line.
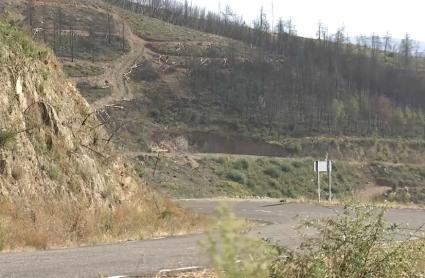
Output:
[27, 0, 34, 29]
[70, 23, 75, 62]
[107, 13, 112, 45]
[383, 32, 392, 62]
[400, 33, 413, 68]
[122, 22, 125, 51]
[371, 33, 381, 59]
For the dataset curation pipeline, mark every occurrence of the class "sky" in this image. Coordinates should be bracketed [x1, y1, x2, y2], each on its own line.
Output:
[190, 0, 425, 43]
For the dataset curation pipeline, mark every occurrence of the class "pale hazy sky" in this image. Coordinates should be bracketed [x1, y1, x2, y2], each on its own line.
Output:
[190, 0, 425, 43]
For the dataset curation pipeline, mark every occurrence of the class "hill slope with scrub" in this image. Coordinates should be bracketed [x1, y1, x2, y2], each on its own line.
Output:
[0, 17, 201, 251]
[6, 0, 425, 204]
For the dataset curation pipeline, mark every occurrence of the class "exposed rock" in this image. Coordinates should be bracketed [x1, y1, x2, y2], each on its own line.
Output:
[0, 22, 141, 204]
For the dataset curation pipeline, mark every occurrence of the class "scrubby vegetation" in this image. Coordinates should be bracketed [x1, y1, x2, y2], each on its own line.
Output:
[63, 63, 104, 77]
[0, 16, 204, 251]
[271, 206, 425, 277]
[137, 155, 364, 199]
[30, 4, 130, 62]
[77, 82, 112, 102]
[106, 0, 425, 140]
[202, 205, 425, 278]
[55, 33, 130, 61]
[137, 153, 425, 204]
[8, 0, 425, 206]
[0, 20, 48, 61]
[0, 190, 204, 250]
[200, 205, 277, 278]
[122, 10, 217, 42]
[0, 131, 15, 149]
[83, 5, 425, 208]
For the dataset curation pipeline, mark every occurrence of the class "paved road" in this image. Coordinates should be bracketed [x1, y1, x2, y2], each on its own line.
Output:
[1, 200, 424, 278]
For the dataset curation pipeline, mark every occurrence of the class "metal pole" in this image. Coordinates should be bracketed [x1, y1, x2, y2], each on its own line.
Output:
[317, 168, 321, 203]
[328, 166, 332, 202]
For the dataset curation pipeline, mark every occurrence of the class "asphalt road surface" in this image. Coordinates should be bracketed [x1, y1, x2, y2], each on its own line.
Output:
[1, 200, 424, 278]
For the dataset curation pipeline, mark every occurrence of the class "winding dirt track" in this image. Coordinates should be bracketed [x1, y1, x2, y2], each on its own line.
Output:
[91, 13, 145, 109]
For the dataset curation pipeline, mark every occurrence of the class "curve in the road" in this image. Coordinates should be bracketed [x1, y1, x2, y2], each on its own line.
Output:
[1, 200, 424, 278]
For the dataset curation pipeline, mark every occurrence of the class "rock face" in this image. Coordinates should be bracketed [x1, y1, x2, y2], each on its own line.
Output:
[0, 21, 138, 204]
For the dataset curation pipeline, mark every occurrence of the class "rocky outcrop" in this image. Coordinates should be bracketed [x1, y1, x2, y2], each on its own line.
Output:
[0, 21, 139, 204]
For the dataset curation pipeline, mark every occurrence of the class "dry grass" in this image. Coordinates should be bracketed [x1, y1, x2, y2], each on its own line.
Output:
[0, 190, 208, 251]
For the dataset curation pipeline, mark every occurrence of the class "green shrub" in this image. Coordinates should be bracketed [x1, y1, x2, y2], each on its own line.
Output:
[202, 204, 425, 278]
[264, 167, 280, 179]
[255, 158, 266, 166]
[387, 188, 412, 203]
[49, 166, 60, 181]
[205, 46, 222, 58]
[291, 161, 303, 168]
[246, 180, 256, 188]
[284, 186, 297, 198]
[46, 163, 61, 181]
[280, 163, 291, 173]
[233, 159, 249, 170]
[285, 141, 302, 154]
[63, 64, 104, 77]
[0, 130, 15, 148]
[77, 82, 112, 102]
[130, 60, 159, 81]
[212, 157, 227, 165]
[0, 21, 48, 60]
[226, 170, 247, 184]
[270, 159, 280, 166]
[270, 205, 425, 277]
[200, 205, 277, 278]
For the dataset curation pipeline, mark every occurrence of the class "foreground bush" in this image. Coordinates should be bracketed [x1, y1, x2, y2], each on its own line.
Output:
[272, 205, 425, 277]
[200, 205, 277, 278]
[203, 204, 425, 278]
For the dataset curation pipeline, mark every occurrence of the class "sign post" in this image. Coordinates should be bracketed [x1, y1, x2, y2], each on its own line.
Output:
[317, 165, 321, 202]
[314, 160, 332, 202]
[328, 161, 332, 201]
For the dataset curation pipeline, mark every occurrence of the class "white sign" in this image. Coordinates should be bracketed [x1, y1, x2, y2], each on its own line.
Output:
[313, 160, 333, 202]
[314, 161, 332, 172]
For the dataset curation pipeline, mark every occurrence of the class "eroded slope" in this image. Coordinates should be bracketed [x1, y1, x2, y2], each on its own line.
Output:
[0, 19, 201, 250]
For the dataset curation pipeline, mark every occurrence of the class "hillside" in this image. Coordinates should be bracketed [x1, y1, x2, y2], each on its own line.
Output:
[22, 0, 425, 142]
[0, 16, 202, 251]
[0, 19, 131, 202]
[7, 0, 425, 204]
[104, 0, 425, 139]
